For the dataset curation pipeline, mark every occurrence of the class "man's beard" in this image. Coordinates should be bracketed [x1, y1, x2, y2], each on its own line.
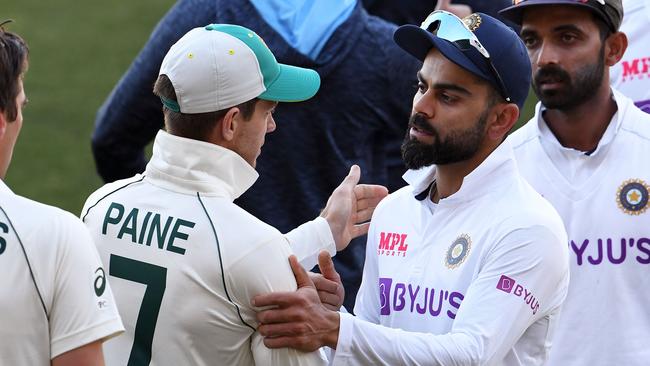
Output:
[401, 108, 488, 170]
[532, 45, 605, 110]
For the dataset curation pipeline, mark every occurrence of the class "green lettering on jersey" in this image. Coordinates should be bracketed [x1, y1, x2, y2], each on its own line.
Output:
[103, 202, 125, 235]
[146, 214, 173, 250]
[117, 208, 139, 243]
[138, 211, 153, 244]
[166, 219, 195, 255]
[0, 221, 8, 255]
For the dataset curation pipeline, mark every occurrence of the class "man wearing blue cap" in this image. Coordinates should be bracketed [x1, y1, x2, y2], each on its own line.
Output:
[81, 24, 387, 366]
[501, 0, 650, 364]
[252, 11, 570, 365]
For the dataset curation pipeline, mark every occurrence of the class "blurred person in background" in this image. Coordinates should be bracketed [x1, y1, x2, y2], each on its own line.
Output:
[0, 22, 124, 366]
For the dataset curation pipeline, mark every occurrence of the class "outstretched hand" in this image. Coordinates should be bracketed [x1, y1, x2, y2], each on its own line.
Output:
[253, 255, 340, 351]
[321, 165, 388, 251]
[435, 0, 473, 18]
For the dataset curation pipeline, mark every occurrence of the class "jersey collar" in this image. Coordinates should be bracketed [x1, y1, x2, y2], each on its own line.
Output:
[403, 139, 517, 204]
[144, 130, 259, 200]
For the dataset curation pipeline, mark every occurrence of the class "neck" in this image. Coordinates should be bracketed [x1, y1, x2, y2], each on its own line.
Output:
[543, 83, 617, 152]
[431, 142, 496, 203]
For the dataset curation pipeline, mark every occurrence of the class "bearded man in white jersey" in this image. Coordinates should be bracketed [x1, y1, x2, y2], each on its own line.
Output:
[81, 24, 387, 366]
[253, 12, 570, 365]
[500, 0, 650, 364]
[0, 23, 124, 365]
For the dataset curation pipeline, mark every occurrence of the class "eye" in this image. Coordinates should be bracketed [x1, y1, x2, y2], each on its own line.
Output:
[522, 36, 538, 48]
[439, 92, 457, 104]
[560, 33, 577, 43]
[417, 82, 427, 94]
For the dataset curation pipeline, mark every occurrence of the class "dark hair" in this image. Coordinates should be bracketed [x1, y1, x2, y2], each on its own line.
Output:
[0, 22, 29, 122]
[592, 13, 612, 41]
[153, 74, 258, 142]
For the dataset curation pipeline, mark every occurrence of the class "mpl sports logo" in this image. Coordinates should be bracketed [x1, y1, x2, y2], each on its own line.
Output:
[496, 275, 540, 315]
[377, 232, 409, 257]
[620, 57, 650, 82]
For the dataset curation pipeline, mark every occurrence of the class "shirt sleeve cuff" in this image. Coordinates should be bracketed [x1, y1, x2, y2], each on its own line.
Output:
[285, 216, 336, 269]
[331, 311, 355, 364]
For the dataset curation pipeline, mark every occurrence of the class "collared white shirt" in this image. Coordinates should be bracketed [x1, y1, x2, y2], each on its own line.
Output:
[332, 140, 569, 365]
[0, 180, 123, 364]
[509, 89, 650, 365]
[82, 130, 334, 366]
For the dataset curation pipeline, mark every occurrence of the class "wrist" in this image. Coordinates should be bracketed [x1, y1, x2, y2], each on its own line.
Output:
[323, 310, 340, 349]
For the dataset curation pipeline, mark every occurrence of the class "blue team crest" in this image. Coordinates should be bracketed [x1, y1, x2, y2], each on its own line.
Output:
[445, 234, 472, 269]
[617, 179, 649, 216]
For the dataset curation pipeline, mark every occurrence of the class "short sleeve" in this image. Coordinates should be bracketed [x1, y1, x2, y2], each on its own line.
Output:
[49, 213, 124, 358]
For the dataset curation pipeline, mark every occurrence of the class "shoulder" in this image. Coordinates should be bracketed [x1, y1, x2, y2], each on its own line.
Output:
[507, 117, 539, 151]
[81, 174, 146, 220]
[618, 94, 650, 143]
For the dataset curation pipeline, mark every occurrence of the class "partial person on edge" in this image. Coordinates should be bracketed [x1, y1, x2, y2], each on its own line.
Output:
[0, 21, 124, 366]
[500, 0, 650, 364]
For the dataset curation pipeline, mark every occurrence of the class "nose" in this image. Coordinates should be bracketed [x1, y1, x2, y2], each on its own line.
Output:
[412, 91, 435, 119]
[534, 41, 559, 68]
[266, 115, 276, 133]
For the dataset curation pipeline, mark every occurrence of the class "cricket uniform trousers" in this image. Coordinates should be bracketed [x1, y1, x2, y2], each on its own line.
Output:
[0, 180, 123, 365]
[510, 90, 650, 365]
[332, 140, 570, 365]
[82, 131, 333, 366]
[610, 0, 650, 113]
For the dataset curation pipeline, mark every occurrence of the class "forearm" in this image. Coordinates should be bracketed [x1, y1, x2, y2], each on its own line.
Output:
[331, 313, 478, 366]
[285, 217, 336, 269]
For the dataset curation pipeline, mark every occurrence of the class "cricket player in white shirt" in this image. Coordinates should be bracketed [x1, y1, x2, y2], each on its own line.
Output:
[500, 0, 650, 364]
[81, 24, 387, 366]
[253, 11, 570, 365]
[0, 24, 124, 365]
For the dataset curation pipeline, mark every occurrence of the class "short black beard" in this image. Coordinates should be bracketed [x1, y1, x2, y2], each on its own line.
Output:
[401, 108, 488, 170]
[532, 45, 606, 110]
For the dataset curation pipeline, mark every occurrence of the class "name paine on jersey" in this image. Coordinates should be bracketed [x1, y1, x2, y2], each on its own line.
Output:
[101, 202, 195, 256]
[570, 237, 650, 266]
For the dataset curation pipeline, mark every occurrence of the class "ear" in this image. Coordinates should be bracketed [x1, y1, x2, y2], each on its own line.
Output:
[604, 31, 628, 67]
[219, 107, 240, 142]
[486, 103, 519, 141]
[0, 111, 7, 140]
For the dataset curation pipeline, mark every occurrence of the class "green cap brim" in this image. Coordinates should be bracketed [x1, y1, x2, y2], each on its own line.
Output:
[258, 64, 321, 102]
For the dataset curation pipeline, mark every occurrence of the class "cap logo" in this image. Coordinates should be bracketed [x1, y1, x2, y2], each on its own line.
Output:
[616, 179, 649, 215]
[461, 13, 482, 32]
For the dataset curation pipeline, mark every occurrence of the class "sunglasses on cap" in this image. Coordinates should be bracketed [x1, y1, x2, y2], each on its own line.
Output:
[420, 10, 511, 103]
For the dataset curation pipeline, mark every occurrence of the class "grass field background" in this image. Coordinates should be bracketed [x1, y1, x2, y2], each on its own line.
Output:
[3, 0, 537, 215]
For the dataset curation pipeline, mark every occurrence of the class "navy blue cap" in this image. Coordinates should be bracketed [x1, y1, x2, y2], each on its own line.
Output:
[499, 0, 623, 32]
[394, 12, 531, 109]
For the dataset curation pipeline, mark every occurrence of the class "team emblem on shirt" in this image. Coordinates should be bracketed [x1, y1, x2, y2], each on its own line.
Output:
[616, 179, 649, 215]
[445, 234, 472, 269]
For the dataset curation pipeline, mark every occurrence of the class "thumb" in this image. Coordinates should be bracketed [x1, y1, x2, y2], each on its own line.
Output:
[289, 255, 314, 289]
[342, 165, 361, 187]
[317, 251, 339, 280]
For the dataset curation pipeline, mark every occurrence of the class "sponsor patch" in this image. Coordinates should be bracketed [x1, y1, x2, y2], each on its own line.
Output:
[617, 179, 649, 215]
[445, 234, 471, 269]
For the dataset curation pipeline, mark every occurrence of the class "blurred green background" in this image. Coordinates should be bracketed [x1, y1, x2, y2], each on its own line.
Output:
[3, 0, 536, 215]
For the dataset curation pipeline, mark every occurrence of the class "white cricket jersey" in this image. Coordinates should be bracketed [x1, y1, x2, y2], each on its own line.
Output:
[509, 90, 650, 365]
[332, 140, 569, 365]
[0, 180, 123, 364]
[610, 0, 650, 113]
[81, 131, 333, 366]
